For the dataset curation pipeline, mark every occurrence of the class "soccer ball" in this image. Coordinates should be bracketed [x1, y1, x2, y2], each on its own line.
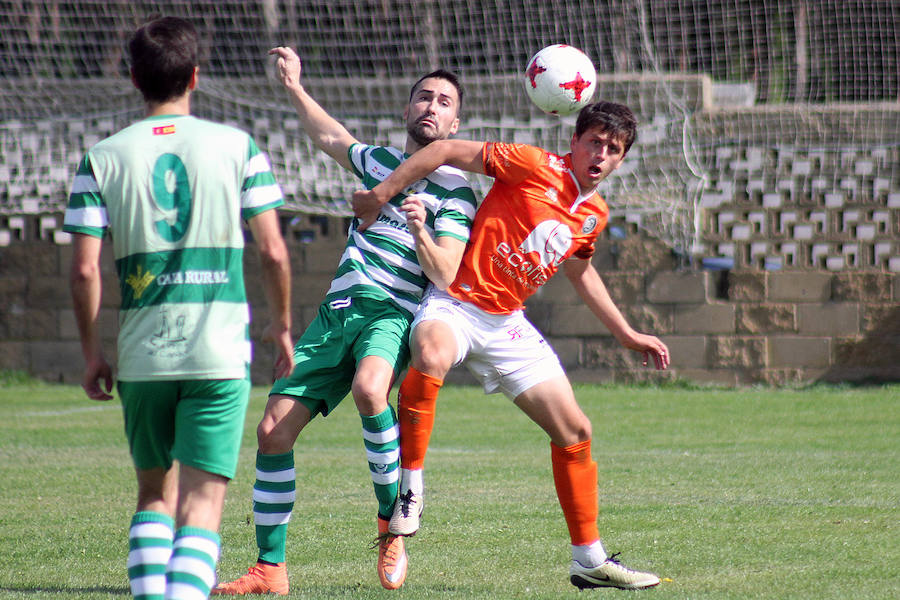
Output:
[523, 44, 597, 116]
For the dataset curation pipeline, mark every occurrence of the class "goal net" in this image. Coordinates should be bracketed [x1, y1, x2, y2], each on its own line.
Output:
[1, 0, 897, 265]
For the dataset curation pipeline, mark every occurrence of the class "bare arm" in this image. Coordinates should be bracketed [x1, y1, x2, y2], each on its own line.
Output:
[69, 234, 114, 400]
[269, 47, 358, 171]
[401, 195, 467, 289]
[351, 138, 486, 229]
[563, 257, 670, 370]
[247, 209, 295, 381]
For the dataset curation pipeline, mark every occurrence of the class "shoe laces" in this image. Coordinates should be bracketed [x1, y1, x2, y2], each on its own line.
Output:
[219, 564, 267, 593]
[398, 489, 416, 517]
[605, 552, 639, 573]
[372, 532, 402, 562]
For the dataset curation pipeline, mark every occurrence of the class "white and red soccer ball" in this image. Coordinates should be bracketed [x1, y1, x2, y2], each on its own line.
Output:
[523, 44, 597, 116]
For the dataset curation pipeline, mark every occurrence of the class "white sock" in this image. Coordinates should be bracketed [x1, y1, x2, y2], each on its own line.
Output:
[400, 467, 424, 496]
[572, 540, 607, 567]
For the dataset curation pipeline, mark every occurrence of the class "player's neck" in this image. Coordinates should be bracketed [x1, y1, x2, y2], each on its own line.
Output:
[404, 138, 423, 156]
[577, 182, 599, 197]
[145, 93, 191, 118]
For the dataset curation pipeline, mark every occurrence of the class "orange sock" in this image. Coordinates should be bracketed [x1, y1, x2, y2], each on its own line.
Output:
[551, 440, 600, 546]
[397, 367, 443, 469]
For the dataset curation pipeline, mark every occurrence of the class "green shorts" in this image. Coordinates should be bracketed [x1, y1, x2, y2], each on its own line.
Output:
[117, 377, 250, 479]
[270, 296, 411, 418]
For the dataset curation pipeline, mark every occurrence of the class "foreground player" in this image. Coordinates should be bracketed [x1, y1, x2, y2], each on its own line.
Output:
[65, 16, 294, 600]
[211, 47, 475, 594]
[353, 101, 669, 590]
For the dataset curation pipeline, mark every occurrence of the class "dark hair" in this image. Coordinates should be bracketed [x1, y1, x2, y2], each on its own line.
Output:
[128, 16, 199, 104]
[409, 69, 464, 111]
[575, 101, 638, 154]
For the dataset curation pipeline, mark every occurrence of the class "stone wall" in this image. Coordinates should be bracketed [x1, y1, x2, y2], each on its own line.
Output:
[1, 214, 896, 387]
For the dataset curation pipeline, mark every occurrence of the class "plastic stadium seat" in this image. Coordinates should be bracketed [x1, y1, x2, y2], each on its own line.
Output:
[824, 193, 844, 208]
[762, 193, 781, 208]
[779, 211, 797, 233]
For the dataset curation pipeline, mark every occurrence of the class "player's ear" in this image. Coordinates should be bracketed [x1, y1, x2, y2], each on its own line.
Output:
[449, 116, 460, 135]
[188, 66, 199, 91]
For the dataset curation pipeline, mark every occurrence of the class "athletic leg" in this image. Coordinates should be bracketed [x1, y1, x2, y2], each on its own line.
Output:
[514, 376, 599, 544]
[166, 465, 228, 599]
[351, 354, 410, 589]
[352, 355, 401, 521]
[129, 467, 179, 600]
[212, 395, 309, 595]
[514, 377, 659, 590]
[391, 319, 457, 535]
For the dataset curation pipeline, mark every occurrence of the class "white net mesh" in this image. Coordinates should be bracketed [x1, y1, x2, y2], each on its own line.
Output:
[2, 1, 897, 268]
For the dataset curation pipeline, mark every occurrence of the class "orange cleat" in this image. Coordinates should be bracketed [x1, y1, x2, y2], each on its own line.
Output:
[376, 517, 408, 589]
[211, 561, 289, 596]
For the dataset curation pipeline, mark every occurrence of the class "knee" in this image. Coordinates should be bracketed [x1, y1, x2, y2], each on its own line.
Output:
[256, 415, 294, 454]
[351, 377, 388, 416]
[575, 418, 592, 444]
[411, 338, 454, 378]
[558, 416, 592, 448]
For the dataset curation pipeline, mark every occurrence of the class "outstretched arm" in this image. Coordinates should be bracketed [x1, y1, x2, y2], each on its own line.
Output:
[351, 138, 485, 230]
[248, 209, 295, 381]
[563, 257, 670, 370]
[269, 46, 358, 171]
[69, 234, 114, 400]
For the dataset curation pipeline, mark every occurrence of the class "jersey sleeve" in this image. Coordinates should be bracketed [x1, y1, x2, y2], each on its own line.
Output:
[482, 142, 545, 186]
[432, 176, 477, 243]
[347, 142, 373, 180]
[240, 137, 284, 220]
[63, 154, 108, 238]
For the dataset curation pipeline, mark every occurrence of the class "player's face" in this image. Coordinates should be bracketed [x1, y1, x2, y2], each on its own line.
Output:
[405, 77, 461, 149]
[569, 126, 627, 192]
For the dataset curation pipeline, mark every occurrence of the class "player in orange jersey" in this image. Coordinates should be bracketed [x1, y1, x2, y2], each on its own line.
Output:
[352, 101, 669, 590]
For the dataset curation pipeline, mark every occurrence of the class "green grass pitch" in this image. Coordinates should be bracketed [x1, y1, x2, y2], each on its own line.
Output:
[0, 376, 897, 599]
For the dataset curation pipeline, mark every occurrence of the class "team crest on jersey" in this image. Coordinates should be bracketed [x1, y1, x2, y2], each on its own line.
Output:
[405, 179, 429, 195]
[544, 187, 559, 204]
[582, 215, 598, 233]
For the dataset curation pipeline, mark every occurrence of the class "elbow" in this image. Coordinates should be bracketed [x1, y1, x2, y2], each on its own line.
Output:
[258, 238, 290, 269]
[70, 262, 99, 288]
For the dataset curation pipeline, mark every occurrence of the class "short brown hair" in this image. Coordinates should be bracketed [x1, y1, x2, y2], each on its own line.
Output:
[128, 16, 199, 104]
[575, 101, 638, 154]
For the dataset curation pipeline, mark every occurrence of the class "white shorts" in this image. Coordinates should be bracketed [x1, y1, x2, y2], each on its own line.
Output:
[412, 287, 565, 399]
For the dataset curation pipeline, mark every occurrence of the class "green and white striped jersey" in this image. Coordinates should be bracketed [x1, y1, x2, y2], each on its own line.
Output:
[63, 114, 284, 381]
[336, 144, 477, 317]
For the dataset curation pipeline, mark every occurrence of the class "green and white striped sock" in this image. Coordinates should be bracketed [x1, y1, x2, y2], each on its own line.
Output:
[361, 405, 400, 520]
[127, 511, 174, 600]
[165, 527, 220, 599]
[253, 451, 295, 564]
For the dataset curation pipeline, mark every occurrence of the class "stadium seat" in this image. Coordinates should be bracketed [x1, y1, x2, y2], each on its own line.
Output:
[778, 211, 797, 233]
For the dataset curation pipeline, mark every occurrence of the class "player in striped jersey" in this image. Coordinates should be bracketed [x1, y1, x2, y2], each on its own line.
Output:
[64, 17, 294, 600]
[212, 47, 476, 594]
[353, 101, 670, 590]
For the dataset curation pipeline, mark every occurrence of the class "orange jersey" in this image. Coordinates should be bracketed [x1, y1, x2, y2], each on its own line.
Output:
[447, 142, 609, 314]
